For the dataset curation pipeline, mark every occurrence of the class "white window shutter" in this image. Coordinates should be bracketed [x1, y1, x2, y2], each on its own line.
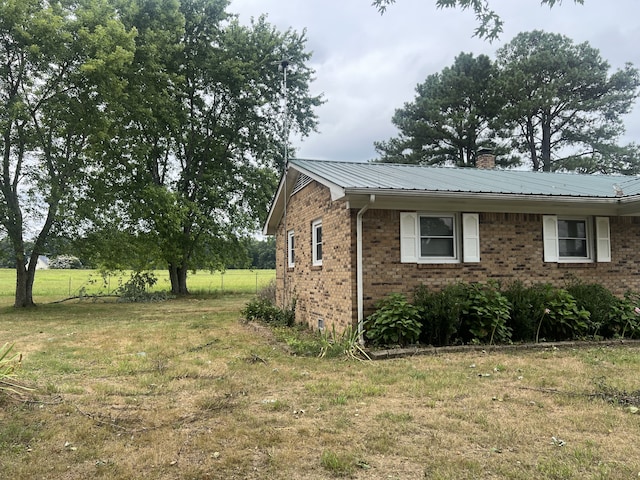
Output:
[462, 213, 480, 262]
[400, 212, 418, 263]
[595, 217, 611, 262]
[542, 215, 558, 262]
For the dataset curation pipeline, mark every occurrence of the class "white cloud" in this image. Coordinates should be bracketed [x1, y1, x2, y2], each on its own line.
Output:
[232, 0, 640, 160]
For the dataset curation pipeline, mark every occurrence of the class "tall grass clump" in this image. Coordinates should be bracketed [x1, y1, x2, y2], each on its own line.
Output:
[0, 343, 31, 398]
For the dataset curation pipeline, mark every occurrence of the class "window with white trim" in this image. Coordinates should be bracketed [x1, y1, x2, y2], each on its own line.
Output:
[542, 215, 611, 263]
[400, 212, 480, 264]
[312, 219, 323, 266]
[420, 215, 457, 259]
[287, 230, 295, 268]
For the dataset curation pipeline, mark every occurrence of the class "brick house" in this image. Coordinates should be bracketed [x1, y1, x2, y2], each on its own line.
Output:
[263, 157, 640, 338]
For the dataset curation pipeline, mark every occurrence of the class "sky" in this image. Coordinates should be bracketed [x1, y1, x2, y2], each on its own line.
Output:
[230, 0, 640, 162]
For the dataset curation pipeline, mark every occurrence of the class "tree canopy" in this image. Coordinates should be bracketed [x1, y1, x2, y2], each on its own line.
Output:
[375, 52, 513, 167]
[372, 0, 584, 40]
[0, 0, 135, 306]
[375, 31, 640, 173]
[495, 30, 640, 172]
[78, 0, 322, 295]
[0, 0, 321, 305]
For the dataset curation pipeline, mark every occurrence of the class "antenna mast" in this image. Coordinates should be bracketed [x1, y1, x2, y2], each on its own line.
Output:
[279, 58, 290, 309]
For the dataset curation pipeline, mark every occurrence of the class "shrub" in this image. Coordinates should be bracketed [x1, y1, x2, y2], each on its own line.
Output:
[414, 283, 465, 346]
[48, 255, 83, 269]
[501, 281, 547, 342]
[364, 293, 421, 347]
[242, 297, 295, 327]
[608, 292, 640, 339]
[566, 281, 621, 338]
[537, 286, 590, 341]
[459, 282, 512, 345]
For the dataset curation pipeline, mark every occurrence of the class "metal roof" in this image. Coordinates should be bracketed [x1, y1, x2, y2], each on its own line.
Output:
[263, 159, 640, 234]
[290, 159, 640, 198]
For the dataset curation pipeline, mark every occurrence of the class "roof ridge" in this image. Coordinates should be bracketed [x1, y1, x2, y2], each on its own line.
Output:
[292, 158, 638, 179]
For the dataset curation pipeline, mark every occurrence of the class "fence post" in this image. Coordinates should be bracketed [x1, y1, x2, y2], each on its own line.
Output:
[221, 272, 224, 292]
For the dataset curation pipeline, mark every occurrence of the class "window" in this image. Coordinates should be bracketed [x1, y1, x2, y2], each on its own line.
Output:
[419, 215, 456, 259]
[542, 215, 611, 263]
[558, 219, 588, 258]
[312, 219, 323, 266]
[287, 230, 295, 268]
[400, 212, 479, 263]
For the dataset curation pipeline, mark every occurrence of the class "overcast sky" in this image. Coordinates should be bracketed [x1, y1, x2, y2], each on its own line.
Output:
[231, 0, 640, 162]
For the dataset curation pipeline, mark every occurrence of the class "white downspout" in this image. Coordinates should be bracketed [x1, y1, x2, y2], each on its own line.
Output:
[357, 194, 375, 345]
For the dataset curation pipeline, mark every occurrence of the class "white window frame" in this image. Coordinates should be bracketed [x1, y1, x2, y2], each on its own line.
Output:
[400, 212, 480, 264]
[418, 213, 459, 263]
[287, 229, 295, 268]
[312, 219, 323, 266]
[542, 215, 611, 263]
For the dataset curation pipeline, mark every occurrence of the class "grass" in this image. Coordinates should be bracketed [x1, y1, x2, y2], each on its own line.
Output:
[1, 293, 640, 479]
[0, 268, 275, 299]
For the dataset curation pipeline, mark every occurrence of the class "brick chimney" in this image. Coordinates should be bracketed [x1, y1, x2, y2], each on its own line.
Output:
[476, 148, 495, 169]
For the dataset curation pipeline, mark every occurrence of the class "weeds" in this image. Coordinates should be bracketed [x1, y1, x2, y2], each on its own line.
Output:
[0, 343, 32, 398]
[320, 450, 356, 476]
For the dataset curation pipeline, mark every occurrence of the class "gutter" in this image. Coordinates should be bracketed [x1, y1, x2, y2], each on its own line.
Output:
[357, 194, 375, 346]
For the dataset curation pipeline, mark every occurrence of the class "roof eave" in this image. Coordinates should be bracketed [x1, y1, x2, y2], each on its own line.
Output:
[343, 188, 633, 215]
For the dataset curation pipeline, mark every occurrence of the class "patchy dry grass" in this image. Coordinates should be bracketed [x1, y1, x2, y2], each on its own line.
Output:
[1, 295, 640, 479]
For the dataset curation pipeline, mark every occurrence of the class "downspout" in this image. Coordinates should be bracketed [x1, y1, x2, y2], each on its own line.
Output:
[357, 194, 375, 345]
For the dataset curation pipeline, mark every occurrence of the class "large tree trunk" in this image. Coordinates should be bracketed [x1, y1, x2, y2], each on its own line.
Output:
[168, 263, 189, 295]
[541, 113, 552, 172]
[14, 259, 36, 308]
[526, 116, 540, 171]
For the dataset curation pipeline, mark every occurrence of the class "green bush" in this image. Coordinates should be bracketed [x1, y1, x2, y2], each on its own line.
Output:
[459, 282, 512, 345]
[414, 283, 465, 346]
[566, 281, 640, 339]
[242, 297, 295, 327]
[501, 281, 547, 342]
[537, 286, 590, 341]
[364, 293, 421, 347]
[567, 281, 617, 338]
[608, 292, 640, 339]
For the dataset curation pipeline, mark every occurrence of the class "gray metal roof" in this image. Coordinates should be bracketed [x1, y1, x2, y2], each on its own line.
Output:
[291, 159, 640, 198]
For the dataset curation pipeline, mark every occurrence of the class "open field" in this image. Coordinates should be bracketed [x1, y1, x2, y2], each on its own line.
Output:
[2, 294, 640, 479]
[0, 269, 275, 299]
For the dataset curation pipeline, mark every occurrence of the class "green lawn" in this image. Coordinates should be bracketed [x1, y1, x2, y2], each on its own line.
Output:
[0, 268, 275, 300]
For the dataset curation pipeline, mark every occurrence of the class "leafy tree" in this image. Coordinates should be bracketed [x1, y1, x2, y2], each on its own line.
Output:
[375, 53, 513, 167]
[82, 0, 321, 294]
[247, 237, 276, 269]
[495, 31, 640, 172]
[0, 0, 135, 307]
[372, 0, 583, 40]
